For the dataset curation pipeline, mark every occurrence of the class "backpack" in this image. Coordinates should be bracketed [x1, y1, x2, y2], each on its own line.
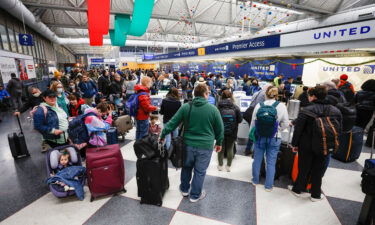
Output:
[180, 78, 188, 89]
[68, 112, 97, 144]
[125, 92, 147, 117]
[255, 102, 279, 138]
[220, 107, 237, 135]
[30, 105, 47, 119]
[336, 103, 356, 133]
[339, 82, 354, 103]
[302, 108, 340, 156]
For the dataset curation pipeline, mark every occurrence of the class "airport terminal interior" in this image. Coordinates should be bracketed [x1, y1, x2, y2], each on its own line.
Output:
[0, 0, 375, 224]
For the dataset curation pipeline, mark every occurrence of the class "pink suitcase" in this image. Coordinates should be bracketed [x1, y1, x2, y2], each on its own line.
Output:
[86, 144, 126, 201]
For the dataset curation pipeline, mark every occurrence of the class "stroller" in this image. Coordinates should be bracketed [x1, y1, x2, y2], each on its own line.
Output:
[45, 145, 85, 198]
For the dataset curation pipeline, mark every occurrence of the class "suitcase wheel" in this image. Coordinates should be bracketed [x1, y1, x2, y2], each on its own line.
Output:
[122, 188, 127, 193]
[90, 196, 94, 202]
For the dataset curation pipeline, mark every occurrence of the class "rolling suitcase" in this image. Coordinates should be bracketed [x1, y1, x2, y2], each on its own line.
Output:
[86, 144, 126, 201]
[8, 115, 29, 159]
[364, 130, 375, 170]
[136, 145, 169, 206]
[332, 126, 364, 162]
[106, 127, 118, 145]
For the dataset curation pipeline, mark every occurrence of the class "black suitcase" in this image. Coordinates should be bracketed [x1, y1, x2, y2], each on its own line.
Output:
[8, 115, 29, 159]
[106, 127, 118, 145]
[332, 126, 364, 162]
[136, 145, 169, 206]
[133, 134, 159, 159]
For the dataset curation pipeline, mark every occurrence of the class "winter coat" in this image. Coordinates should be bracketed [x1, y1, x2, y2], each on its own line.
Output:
[84, 108, 112, 146]
[160, 96, 181, 124]
[134, 84, 157, 120]
[6, 77, 23, 96]
[18, 96, 43, 113]
[354, 90, 375, 128]
[161, 97, 224, 149]
[33, 104, 68, 141]
[218, 98, 243, 139]
[97, 75, 111, 96]
[291, 100, 343, 154]
[78, 80, 97, 98]
[68, 98, 85, 117]
[110, 79, 124, 96]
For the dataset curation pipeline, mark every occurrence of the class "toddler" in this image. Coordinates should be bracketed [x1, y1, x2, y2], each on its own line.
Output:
[149, 115, 161, 136]
[50, 150, 75, 192]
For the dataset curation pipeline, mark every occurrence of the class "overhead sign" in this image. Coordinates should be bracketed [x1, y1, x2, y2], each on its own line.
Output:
[25, 59, 36, 79]
[302, 57, 375, 91]
[90, 58, 104, 63]
[143, 54, 154, 60]
[18, 34, 33, 46]
[0, 57, 17, 83]
[280, 20, 375, 47]
[149, 35, 280, 61]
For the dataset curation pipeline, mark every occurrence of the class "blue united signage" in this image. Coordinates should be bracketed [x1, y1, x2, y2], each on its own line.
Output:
[91, 58, 104, 63]
[146, 35, 280, 61]
[18, 34, 33, 46]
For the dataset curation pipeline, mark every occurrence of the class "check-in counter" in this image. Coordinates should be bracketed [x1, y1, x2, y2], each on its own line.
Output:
[237, 96, 252, 145]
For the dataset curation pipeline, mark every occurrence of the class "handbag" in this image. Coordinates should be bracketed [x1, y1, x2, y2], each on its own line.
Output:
[169, 102, 193, 168]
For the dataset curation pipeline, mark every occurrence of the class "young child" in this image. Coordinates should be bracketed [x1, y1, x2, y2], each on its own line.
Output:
[149, 115, 161, 136]
[51, 150, 75, 192]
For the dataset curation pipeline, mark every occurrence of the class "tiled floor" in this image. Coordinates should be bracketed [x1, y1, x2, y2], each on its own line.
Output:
[0, 112, 371, 225]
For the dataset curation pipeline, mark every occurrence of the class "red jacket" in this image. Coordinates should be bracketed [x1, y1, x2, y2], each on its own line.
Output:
[69, 98, 85, 117]
[338, 80, 355, 93]
[134, 84, 157, 120]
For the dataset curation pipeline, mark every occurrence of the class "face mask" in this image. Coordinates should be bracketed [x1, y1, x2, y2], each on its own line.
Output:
[33, 93, 40, 97]
[70, 85, 75, 89]
[57, 88, 63, 93]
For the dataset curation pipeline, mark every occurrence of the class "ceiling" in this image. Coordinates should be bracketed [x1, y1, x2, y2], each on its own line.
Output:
[21, 0, 375, 55]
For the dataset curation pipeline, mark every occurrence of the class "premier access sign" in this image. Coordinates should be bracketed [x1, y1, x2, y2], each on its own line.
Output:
[18, 34, 33, 46]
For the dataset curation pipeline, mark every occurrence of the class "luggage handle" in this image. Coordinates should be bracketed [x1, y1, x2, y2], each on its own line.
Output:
[16, 115, 24, 135]
[371, 130, 374, 159]
[286, 124, 293, 145]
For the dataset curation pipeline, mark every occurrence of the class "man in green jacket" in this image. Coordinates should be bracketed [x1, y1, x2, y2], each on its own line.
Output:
[160, 84, 224, 203]
[273, 74, 284, 88]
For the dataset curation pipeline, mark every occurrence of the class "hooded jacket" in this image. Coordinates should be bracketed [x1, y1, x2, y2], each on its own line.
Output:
[161, 97, 224, 149]
[134, 84, 157, 120]
[160, 96, 181, 124]
[218, 98, 243, 139]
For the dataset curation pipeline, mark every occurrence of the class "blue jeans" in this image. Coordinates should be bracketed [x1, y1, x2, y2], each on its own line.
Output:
[165, 124, 179, 150]
[180, 145, 213, 200]
[252, 137, 281, 189]
[136, 119, 149, 140]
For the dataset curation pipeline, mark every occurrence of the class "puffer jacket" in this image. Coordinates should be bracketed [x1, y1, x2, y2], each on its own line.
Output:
[134, 84, 157, 120]
[355, 90, 375, 111]
[217, 98, 243, 139]
[292, 100, 343, 153]
[33, 105, 62, 140]
[326, 89, 346, 106]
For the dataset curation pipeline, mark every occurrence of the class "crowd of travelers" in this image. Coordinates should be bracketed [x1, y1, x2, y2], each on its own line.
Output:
[3, 67, 375, 204]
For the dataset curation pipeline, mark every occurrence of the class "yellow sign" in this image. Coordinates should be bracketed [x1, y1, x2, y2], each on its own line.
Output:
[198, 48, 206, 56]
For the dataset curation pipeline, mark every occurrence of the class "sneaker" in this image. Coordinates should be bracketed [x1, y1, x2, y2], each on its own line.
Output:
[217, 165, 223, 171]
[250, 180, 259, 187]
[180, 189, 189, 197]
[225, 165, 231, 172]
[189, 190, 206, 203]
[310, 195, 325, 202]
[288, 185, 301, 198]
[265, 188, 273, 192]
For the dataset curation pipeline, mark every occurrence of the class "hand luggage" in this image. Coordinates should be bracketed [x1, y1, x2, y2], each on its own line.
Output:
[134, 134, 159, 159]
[291, 153, 312, 191]
[287, 100, 300, 120]
[364, 129, 375, 170]
[86, 144, 126, 201]
[114, 115, 133, 134]
[332, 126, 364, 162]
[8, 115, 30, 159]
[136, 144, 169, 206]
[106, 127, 118, 145]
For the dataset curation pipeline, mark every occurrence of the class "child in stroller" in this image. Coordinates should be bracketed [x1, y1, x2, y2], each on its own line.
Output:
[46, 145, 86, 200]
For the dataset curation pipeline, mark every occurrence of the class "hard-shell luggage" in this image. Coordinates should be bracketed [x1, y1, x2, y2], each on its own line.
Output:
[364, 130, 375, 170]
[136, 145, 169, 206]
[106, 127, 118, 145]
[86, 144, 126, 201]
[114, 115, 133, 134]
[287, 100, 300, 120]
[332, 126, 364, 162]
[8, 115, 29, 159]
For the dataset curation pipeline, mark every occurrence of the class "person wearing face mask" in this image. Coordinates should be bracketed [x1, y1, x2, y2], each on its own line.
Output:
[249, 79, 261, 96]
[50, 82, 69, 115]
[14, 87, 43, 116]
[33, 90, 69, 148]
[67, 80, 79, 94]
[83, 102, 113, 146]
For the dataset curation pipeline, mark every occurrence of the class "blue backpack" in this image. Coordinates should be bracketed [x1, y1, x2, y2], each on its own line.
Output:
[125, 92, 147, 117]
[255, 101, 279, 138]
[68, 112, 97, 144]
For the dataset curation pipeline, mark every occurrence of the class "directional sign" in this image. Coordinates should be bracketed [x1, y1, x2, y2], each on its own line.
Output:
[18, 34, 33, 46]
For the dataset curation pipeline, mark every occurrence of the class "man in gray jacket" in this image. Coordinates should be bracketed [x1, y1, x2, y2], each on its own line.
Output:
[6, 73, 23, 111]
